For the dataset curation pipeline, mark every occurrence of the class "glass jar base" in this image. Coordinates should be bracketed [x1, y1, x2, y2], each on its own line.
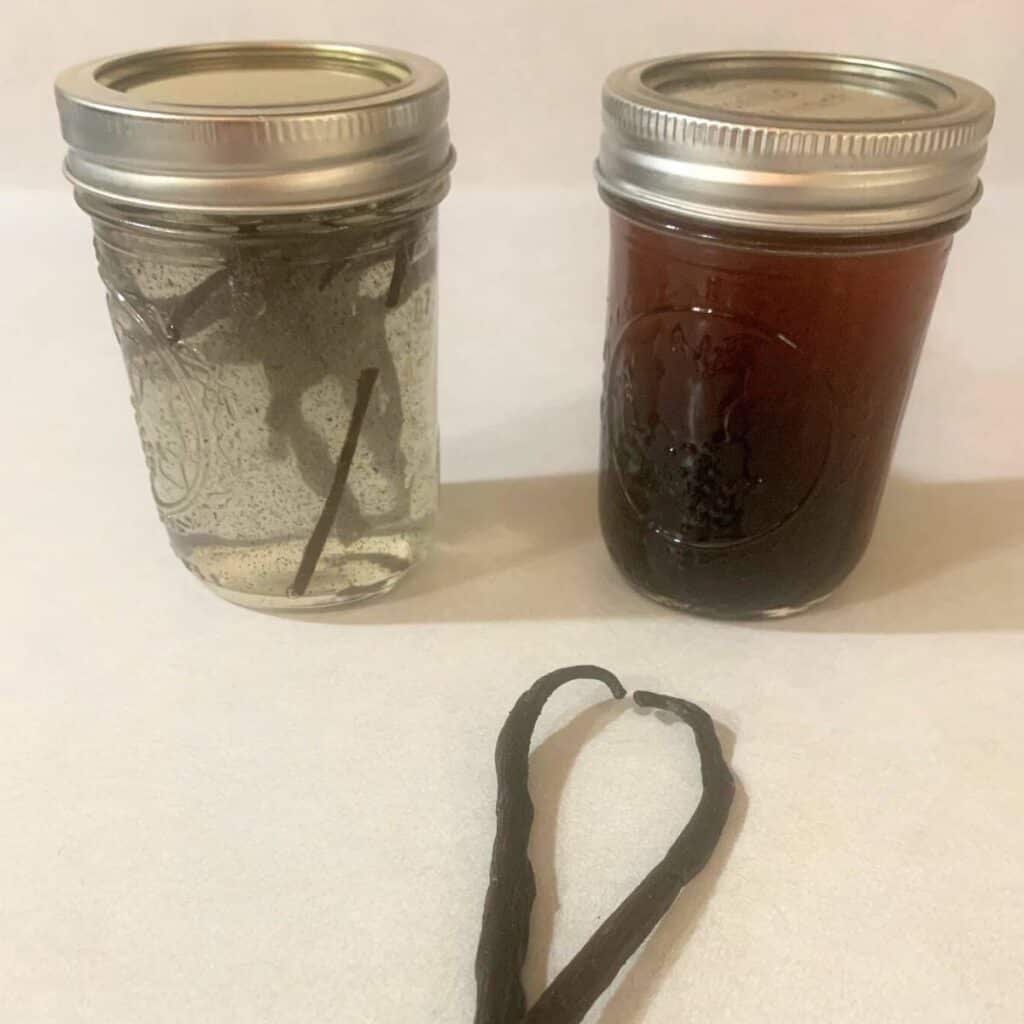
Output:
[203, 569, 406, 612]
[629, 579, 835, 621]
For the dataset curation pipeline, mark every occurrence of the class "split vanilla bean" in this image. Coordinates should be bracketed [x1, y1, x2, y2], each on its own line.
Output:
[475, 667, 734, 1024]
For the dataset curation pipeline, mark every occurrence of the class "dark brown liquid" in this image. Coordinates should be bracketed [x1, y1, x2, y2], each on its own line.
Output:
[599, 201, 960, 617]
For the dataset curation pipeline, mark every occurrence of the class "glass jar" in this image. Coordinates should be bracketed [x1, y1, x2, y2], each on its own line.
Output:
[56, 43, 455, 610]
[596, 52, 995, 619]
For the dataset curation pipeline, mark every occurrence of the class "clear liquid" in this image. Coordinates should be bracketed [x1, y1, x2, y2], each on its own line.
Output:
[184, 528, 429, 610]
[92, 202, 439, 608]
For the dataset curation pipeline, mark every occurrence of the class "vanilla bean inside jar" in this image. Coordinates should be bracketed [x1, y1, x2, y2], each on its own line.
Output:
[56, 42, 455, 609]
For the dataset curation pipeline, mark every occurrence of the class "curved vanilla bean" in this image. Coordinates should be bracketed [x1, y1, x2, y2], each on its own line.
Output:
[523, 690, 734, 1024]
[474, 666, 626, 1024]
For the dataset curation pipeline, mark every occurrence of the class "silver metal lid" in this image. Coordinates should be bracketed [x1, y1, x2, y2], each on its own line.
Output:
[597, 51, 995, 233]
[55, 41, 455, 214]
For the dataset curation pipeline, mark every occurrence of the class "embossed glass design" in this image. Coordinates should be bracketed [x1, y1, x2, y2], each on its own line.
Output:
[599, 203, 960, 618]
[84, 193, 440, 609]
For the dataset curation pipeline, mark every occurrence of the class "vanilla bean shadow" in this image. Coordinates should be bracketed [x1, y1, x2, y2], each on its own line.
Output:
[474, 667, 735, 1024]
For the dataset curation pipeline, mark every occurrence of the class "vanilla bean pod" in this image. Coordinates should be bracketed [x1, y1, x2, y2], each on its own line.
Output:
[474, 670, 734, 1024]
[523, 690, 734, 1024]
[474, 666, 627, 1024]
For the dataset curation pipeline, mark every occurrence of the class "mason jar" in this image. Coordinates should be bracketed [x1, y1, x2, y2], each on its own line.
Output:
[595, 52, 995, 619]
[55, 42, 454, 610]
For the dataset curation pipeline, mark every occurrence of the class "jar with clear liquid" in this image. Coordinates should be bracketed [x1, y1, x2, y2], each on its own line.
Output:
[56, 42, 455, 609]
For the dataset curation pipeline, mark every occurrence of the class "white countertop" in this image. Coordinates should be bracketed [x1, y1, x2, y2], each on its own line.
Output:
[2, 185, 1022, 1023]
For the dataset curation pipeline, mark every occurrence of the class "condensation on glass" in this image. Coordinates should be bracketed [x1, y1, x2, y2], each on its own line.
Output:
[56, 43, 455, 610]
[596, 52, 995, 618]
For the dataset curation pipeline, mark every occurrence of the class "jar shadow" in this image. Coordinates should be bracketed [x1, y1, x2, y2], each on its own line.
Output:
[287, 471, 663, 624]
[284, 470, 1024, 631]
[772, 474, 1024, 634]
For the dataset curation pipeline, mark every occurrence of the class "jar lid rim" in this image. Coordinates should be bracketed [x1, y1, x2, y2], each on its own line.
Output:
[55, 41, 454, 213]
[597, 51, 995, 233]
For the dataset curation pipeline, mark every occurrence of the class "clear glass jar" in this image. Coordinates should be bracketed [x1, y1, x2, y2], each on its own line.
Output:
[56, 42, 455, 609]
[83, 189, 442, 609]
[596, 51, 994, 618]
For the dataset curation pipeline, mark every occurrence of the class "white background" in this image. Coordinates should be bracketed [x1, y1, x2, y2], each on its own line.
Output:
[3, 4, 1024, 1023]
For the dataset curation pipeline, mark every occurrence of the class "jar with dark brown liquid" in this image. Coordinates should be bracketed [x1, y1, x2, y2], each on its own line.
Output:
[597, 52, 995, 618]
